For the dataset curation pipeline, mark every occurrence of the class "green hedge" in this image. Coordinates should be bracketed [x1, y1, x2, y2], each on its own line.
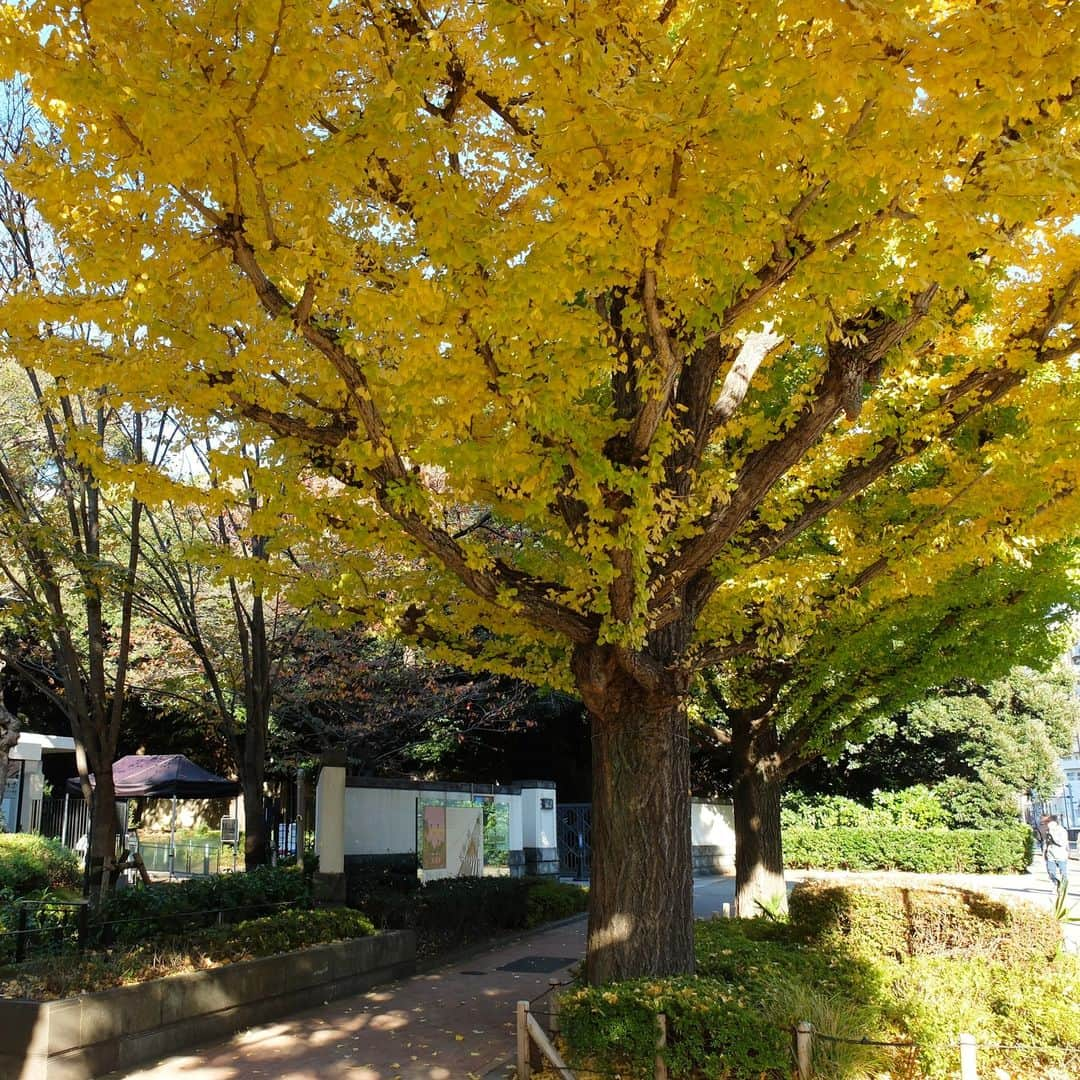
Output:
[783, 823, 1032, 873]
[787, 881, 1060, 964]
[0, 834, 81, 896]
[557, 906, 1079, 1080]
[559, 918, 892, 1079]
[92, 865, 309, 944]
[1, 906, 376, 1001]
[348, 873, 587, 959]
[199, 906, 374, 960]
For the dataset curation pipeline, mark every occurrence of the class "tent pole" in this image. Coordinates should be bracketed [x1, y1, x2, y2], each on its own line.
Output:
[169, 795, 177, 880]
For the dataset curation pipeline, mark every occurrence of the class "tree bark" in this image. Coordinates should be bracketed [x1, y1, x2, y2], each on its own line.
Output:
[88, 761, 117, 901]
[0, 692, 19, 816]
[731, 719, 787, 918]
[241, 768, 268, 869]
[578, 652, 694, 983]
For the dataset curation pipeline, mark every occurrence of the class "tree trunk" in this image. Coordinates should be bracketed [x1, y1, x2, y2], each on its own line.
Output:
[582, 662, 694, 984]
[241, 768, 268, 870]
[0, 696, 19, 817]
[88, 763, 117, 902]
[732, 720, 786, 918]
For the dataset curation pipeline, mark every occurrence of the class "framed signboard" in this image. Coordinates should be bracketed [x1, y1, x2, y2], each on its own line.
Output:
[220, 816, 239, 846]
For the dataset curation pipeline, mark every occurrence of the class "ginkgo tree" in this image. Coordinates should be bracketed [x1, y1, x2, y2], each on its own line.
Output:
[3, 0, 1080, 980]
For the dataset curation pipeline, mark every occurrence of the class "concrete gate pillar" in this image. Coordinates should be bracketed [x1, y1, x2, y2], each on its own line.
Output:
[314, 750, 347, 903]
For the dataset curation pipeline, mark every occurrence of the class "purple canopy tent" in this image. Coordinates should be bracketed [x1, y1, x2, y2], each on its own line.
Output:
[67, 755, 240, 877]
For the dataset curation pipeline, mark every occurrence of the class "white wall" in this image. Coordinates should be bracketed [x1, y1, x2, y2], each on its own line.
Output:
[691, 799, 736, 854]
[497, 792, 523, 852]
[344, 787, 419, 856]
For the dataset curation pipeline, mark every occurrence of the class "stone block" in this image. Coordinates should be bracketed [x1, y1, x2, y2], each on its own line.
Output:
[284, 943, 334, 991]
[45, 999, 82, 1056]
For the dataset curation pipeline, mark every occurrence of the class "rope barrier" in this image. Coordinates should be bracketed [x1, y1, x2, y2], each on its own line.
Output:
[806, 1028, 917, 1049]
[793, 1023, 1080, 1056]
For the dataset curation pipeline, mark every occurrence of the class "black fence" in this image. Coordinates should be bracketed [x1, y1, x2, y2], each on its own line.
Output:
[1, 897, 305, 964]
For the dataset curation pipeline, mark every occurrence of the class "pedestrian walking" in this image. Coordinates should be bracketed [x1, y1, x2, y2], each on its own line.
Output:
[1040, 814, 1069, 889]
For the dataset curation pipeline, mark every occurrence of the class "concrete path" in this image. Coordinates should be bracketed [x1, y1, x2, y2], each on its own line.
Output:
[110, 918, 587, 1080]
[111, 865, 1078, 1080]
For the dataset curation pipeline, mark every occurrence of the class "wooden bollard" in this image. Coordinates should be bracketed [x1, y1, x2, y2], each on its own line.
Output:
[549, 977, 562, 1034]
[794, 1021, 813, 1080]
[517, 1000, 532, 1080]
[655, 1013, 669, 1080]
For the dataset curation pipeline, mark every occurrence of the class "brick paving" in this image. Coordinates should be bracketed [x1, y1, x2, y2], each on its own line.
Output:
[110, 917, 587, 1080]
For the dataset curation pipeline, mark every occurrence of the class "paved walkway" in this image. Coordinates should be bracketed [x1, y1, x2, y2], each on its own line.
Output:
[111, 918, 587, 1080]
[112, 865, 1078, 1079]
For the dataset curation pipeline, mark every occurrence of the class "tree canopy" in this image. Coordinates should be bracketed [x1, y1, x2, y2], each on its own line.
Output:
[3, 0, 1080, 978]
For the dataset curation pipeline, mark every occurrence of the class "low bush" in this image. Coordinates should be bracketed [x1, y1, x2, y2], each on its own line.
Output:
[348, 873, 586, 959]
[92, 865, 309, 944]
[0, 906, 375, 1001]
[559, 919, 890, 1079]
[201, 906, 374, 960]
[787, 881, 1060, 964]
[0, 835, 80, 896]
[556, 912, 1080, 1079]
[783, 823, 1032, 873]
[525, 879, 589, 927]
[890, 955, 1080, 1079]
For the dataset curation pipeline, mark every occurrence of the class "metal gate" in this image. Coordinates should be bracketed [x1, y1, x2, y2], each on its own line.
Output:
[557, 803, 591, 879]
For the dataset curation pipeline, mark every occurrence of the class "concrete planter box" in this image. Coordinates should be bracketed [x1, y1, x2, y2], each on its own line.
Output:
[2, 930, 415, 1080]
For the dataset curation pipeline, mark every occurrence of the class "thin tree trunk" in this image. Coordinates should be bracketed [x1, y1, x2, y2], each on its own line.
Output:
[732, 719, 787, 918]
[583, 666, 694, 983]
[88, 760, 117, 900]
[0, 692, 19, 808]
[241, 769, 268, 869]
[241, 586, 271, 871]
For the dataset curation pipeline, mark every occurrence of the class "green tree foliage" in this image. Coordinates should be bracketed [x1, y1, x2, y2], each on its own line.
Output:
[798, 663, 1080, 818]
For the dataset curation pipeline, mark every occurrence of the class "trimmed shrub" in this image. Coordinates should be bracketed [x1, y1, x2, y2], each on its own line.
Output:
[0, 834, 80, 896]
[347, 873, 587, 959]
[560, 918, 888, 1079]
[525, 879, 588, 927]
[787, 881, 1061, 963]
[556, 913, 1080, 1080]
[201, 906, 375, 959]
[1, 905, 376, 1001]
[92, 865, 309, 944]
[783, 823, 1032, 873]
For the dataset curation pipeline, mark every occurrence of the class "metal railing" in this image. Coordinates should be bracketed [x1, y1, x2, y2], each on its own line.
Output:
[1, 897, 304, 963]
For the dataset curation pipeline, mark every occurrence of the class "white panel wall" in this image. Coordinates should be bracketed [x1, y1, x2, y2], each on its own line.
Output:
[691, 799, 736, 853]
[497, 792, 523, 852]
[344, 787, 418, 856]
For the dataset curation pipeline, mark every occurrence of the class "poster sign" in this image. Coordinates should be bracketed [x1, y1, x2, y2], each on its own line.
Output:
[422, 805, 447, 869]
[1, 762, 22, 832]
[220, 816, 239, 846]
